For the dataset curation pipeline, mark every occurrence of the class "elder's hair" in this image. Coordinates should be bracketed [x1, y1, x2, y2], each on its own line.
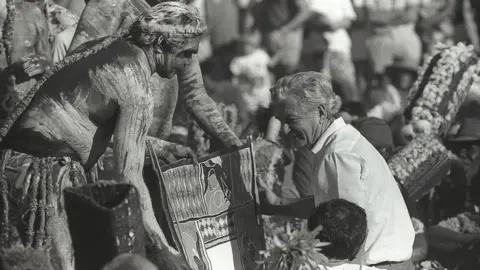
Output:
[130, 1, 206, 53]
[270, 72, 342, 121]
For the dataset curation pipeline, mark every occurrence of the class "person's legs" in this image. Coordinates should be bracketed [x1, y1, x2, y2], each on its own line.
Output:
[327, 50, 359, 101]
[392, 24, 422, 91]
[365, 30, 395, 100]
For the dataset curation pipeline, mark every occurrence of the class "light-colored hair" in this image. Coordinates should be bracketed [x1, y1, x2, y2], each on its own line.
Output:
[270, 71, 342, 122]
[130, 1, 206, 53]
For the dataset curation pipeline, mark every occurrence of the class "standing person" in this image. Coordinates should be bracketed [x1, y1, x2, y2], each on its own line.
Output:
[261, 72, 415, 270]
[353, 0, 424, 93]
[303, 0, 359, 101]
[253, 0, 311, 77]
[350, 0, 370, 95]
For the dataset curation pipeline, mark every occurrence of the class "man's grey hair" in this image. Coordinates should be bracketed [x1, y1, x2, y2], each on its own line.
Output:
[270, 71, 342, 122]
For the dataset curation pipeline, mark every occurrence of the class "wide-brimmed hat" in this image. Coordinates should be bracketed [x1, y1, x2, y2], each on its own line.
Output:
[448, 117, 480, 142]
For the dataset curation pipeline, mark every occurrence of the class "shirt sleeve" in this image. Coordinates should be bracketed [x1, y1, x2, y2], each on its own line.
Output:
[319, 152, 366, 209]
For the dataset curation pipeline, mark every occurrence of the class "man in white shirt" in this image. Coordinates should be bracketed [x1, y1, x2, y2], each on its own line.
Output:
[261, 72, 415, 269]
[303, 0, 359, 101]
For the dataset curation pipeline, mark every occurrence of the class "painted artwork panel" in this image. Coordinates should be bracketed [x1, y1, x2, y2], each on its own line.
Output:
[159, 145, 264, 270]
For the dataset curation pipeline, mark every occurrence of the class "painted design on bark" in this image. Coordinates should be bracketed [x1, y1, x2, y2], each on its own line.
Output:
[159, 145, 263, 270]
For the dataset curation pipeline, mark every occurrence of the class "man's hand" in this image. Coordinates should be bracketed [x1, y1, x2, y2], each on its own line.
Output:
[17, 54, 51, 77]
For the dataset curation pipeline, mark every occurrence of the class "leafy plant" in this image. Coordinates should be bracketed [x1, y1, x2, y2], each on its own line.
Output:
[258, 222, 330, 270]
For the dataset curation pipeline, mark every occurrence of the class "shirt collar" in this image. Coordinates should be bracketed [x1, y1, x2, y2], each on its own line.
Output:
[310, 117, 346, 154]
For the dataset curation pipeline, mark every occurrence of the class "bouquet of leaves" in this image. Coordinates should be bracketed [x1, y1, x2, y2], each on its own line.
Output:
[258, 222, 330, 270]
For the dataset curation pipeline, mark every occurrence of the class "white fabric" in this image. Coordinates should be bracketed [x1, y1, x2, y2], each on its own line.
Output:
[230, 49, 271, 78]
[310, 118, 415, 265]
[230, 49, 272, 112]
[307, 0, 356, 55]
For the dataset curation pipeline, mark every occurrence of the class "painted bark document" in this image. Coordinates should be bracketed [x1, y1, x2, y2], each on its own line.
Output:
[160, 145, 264, 270]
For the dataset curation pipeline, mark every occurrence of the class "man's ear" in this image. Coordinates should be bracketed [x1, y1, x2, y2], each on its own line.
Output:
[318, 104, 328, 118]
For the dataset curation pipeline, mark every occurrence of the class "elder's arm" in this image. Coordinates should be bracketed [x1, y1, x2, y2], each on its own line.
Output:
[178, 56, 242, 148]
[111, 103, 188, 269]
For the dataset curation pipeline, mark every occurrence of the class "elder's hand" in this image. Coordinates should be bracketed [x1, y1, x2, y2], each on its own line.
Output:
[18, 54, 50, 77]
[258, 178, 282, 205]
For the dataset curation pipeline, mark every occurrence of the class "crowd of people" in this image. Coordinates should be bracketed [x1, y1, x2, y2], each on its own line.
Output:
[1, 0, 480, 270]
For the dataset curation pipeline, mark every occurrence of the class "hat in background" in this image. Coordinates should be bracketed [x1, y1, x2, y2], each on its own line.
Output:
[448, 117, 480, 143]
[354, 117, 394, 149]
[449, 101, 480, 143]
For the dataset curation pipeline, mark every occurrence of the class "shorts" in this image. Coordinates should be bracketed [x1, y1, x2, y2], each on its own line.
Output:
[366, 24, 422, 73]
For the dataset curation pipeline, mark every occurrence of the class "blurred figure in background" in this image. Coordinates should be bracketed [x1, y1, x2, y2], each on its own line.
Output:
[417, 0, 456, 58]
[253, 0, 310, 77]
[304, 0, 359, 101]
[353, 0, 424, 94]
[229, 29, 273, 116]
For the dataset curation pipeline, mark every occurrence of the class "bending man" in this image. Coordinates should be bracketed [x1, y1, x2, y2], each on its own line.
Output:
[260, 71, 415, 269]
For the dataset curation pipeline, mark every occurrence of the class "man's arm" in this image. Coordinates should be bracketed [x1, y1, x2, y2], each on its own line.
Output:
[178, 56, 242, 148]
[278, 0, 312, 33]
[260, 195, 316, 219]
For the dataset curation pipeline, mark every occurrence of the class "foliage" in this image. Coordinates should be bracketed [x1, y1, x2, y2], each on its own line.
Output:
[258, 220, 330, 270]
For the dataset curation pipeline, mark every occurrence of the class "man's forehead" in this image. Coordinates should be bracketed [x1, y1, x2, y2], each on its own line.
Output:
[273, 98, 297, 121]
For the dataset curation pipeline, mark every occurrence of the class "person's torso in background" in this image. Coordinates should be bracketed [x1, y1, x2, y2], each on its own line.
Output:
[352, 0, 425, 27]
[204, 0, 240, 49]
[256, 0, 298, 32]
[308, 0, 356, 55]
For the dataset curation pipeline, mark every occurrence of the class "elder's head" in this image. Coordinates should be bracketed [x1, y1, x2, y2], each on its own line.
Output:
[270, 72, 342, 148]
[130, 2, 206, 78]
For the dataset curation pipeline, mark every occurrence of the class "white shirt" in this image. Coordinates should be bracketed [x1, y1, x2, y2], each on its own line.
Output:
[310, 118, 414, 265]
[230, 49, 272, 112]
[307, 0, 356, 55]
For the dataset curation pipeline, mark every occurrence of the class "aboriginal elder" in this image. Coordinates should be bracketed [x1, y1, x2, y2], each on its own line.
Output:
[1, 2, 241, 269]
[260, 72, 415, 270]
